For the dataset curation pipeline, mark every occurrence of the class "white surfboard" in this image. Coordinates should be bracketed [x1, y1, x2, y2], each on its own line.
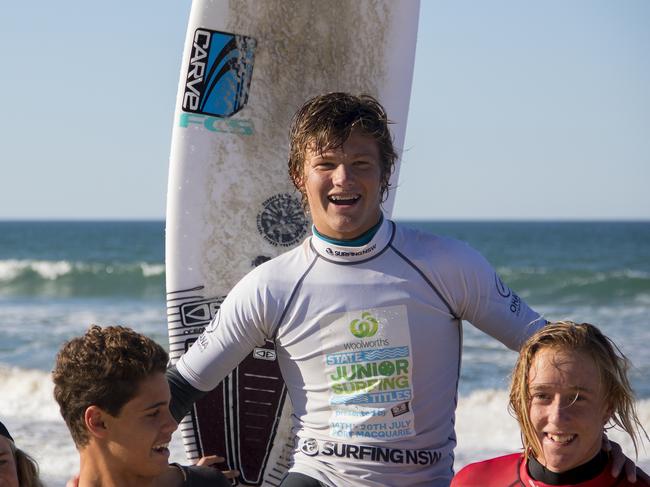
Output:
[166, 1, 419, 485]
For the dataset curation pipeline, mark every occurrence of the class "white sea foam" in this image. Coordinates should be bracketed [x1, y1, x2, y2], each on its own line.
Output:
[1, 366, 648, 485]
[621, 269, 650, 279]
[0, 259, 82, 281]
[0, 259, 165, 282]
[0, 260, 73, 281]
[140, 262, 166, 277]
[496, 266, 550, 276]
[635, 294, 650, 305]
[496, 266, 650, 280]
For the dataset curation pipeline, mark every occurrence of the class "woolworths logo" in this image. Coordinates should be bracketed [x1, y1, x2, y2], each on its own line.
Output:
[349, 312, 379, 338]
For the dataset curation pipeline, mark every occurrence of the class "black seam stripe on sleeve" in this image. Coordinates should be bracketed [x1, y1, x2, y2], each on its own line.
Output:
[271, 251, 319, 341]
[388, 243, 460, 321]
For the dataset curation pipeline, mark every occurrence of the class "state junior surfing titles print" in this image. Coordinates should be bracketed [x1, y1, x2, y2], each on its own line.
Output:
[319, 306, 415, 441]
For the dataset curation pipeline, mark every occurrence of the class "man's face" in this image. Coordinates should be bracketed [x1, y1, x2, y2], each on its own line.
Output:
[302, 130, 383, 240]
[528, 348, 610, 473]
[0, 437, 19, 487]
[102, 372, 177, 480]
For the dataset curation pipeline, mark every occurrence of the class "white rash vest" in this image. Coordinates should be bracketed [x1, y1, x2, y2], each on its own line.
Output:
[176, 219, 545, 486]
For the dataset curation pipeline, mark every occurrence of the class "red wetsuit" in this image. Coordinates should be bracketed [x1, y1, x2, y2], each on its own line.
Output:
[451, 453, 649, 487]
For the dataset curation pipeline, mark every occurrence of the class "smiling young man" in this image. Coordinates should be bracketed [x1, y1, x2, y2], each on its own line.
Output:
[301, 130, 383, 240]
[451, 322, 648, 487]
[167, 92, 547, 486]
[53, 325, 231, 487]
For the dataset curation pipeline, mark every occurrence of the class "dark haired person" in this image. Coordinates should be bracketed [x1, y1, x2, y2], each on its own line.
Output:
[452, 322, 648, 486]
[0, 419, 44, 487]
[53, 325, 231, 487]
[168, 92, 636, 486]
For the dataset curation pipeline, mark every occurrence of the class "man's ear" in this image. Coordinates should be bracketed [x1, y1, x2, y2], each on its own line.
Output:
[84, 405, 109, 439]
[603, 406, 614, 427]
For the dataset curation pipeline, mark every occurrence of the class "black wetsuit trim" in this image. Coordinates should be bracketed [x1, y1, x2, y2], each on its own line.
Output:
[527, 450, 609, 485]
[167, 365, 206, 423]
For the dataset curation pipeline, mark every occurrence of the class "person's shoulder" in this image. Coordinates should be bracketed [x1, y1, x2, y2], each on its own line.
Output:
[609, 471, 650, 487]
[393, 221, 461, 250]
[625, 468, 650, 487]
[451, 453, 522, 487]
[392, 221, 486, 265]
[258, 237, 312, 268]
[239, 237, 312, 284]
[180, 464, 232, 487]
[392, 221, 437, 241]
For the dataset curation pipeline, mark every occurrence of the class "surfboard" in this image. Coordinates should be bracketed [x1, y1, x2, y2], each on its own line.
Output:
[165, 1, 419, 485]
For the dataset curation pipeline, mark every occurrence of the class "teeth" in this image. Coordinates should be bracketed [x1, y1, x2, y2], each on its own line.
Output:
[152, 442, 169, 450]
[329, 195, 358, 201]
[547, 433, 575, 443]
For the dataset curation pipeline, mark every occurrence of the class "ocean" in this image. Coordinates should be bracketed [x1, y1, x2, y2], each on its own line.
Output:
[1, 220, 648, 485]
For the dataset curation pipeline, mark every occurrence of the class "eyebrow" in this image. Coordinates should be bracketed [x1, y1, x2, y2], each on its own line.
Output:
[312, 151, 375, 160]
[142, 400, 168, 411]
[529, 384, 594, 393]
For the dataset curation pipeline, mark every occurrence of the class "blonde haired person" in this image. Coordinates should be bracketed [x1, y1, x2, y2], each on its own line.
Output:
[0, 420, 44, 487]
[452, 322, 649, 486]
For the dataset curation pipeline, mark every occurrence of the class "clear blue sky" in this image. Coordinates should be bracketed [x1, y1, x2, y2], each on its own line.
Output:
[1, 1, 648, 220]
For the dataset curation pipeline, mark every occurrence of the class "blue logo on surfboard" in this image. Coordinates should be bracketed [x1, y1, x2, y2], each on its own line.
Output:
[183, 29, 256, 117]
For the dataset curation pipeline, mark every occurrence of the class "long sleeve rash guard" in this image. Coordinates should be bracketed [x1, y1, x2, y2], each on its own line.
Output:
[173, 219, 546, 486]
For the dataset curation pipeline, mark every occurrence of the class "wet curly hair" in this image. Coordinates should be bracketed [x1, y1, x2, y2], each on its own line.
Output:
[52, 325, 168, 447]
[288, 92, 398, 209]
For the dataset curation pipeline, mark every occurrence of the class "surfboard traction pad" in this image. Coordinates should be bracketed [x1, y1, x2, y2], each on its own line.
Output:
[167, 286, 294, 486]
[166, 1, 416, 485]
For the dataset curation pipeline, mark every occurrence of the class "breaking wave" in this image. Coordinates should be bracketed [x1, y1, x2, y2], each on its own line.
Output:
[0, 259, 165, 296]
